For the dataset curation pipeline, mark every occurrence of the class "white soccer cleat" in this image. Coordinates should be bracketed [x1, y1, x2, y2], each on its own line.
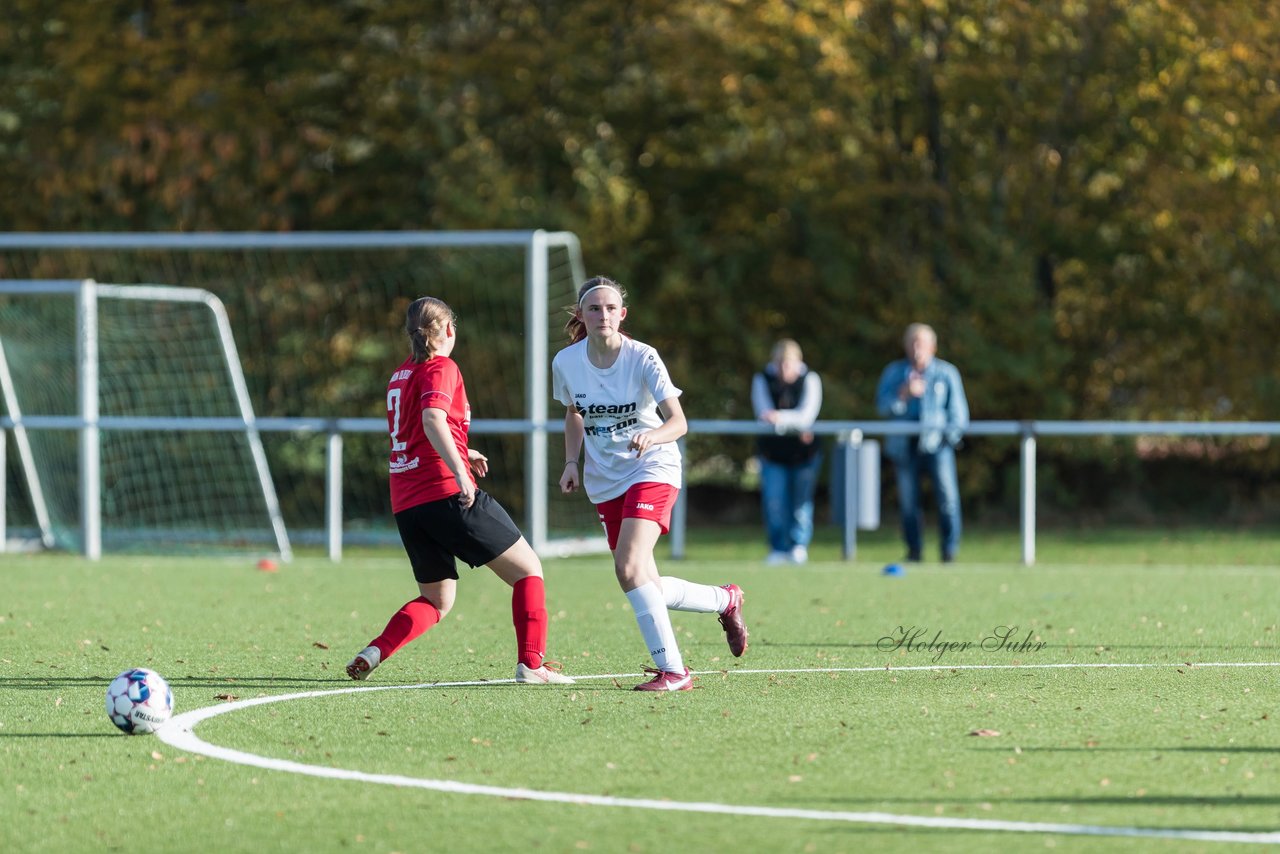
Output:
[346, 645, 381, 681]
[514, 661, 575, 685]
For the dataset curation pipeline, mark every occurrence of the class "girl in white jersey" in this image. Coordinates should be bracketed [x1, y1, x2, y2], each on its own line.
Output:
[552, 276, 749, 691]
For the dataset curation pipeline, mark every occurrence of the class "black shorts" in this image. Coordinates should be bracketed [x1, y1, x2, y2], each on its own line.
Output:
[394, 489, 523, 584]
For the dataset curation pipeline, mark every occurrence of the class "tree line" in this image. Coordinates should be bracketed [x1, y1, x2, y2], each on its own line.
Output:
[3, 0, 1278, 520]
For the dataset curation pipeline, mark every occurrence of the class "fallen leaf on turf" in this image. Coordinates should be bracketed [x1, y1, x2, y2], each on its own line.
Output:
[312, 642, 329, 650]
[968, 729, 1000, 737]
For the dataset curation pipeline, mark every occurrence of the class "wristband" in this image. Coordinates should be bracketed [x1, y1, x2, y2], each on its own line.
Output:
[564, 459, 578, 465]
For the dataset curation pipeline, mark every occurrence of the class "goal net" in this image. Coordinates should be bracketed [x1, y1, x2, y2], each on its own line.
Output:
[0, 232, 604, 558]
[0, 281, 289, 558]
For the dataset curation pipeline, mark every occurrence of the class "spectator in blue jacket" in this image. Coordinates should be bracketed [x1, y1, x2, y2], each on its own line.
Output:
[875, 323, 969, 562]
[752, 339, 823, 565]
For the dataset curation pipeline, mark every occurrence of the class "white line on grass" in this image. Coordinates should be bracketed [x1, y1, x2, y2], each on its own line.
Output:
[157, 663, 1280, 845]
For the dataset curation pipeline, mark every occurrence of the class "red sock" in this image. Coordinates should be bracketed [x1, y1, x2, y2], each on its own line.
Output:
[512, 576, 547, 669]
[370, 596, 441, 661]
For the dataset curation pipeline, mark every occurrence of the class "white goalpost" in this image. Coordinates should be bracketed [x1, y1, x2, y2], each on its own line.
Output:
[0, 279, 291, 560]
[0, 231, 606, 560]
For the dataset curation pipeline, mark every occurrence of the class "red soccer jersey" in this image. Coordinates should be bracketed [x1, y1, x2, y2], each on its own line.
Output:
[386, 355, 473, 513]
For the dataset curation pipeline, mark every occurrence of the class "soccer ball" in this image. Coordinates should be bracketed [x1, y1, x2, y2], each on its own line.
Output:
[105, 668, 174, 734]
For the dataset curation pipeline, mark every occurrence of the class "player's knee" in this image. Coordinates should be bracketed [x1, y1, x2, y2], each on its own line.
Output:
[418, 591, 453, 617]
[613, 558, 645, 586]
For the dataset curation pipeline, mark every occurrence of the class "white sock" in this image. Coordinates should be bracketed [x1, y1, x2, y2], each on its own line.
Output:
[660, 576, 730, 613]
[625, 582, 685, 673]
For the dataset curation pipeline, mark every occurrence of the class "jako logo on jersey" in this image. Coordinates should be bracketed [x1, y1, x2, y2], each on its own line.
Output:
[635, 502, 655, 511]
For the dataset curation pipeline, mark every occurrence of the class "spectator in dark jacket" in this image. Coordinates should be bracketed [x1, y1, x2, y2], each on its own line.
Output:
[752, 339, 823, 565]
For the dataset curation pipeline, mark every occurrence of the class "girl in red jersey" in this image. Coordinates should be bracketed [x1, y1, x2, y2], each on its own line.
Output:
[346, 296, 573, 685]
[552, 277, 748, 692]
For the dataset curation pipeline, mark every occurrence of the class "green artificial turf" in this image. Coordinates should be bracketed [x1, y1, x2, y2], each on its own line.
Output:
[1, 528, 1277, 853]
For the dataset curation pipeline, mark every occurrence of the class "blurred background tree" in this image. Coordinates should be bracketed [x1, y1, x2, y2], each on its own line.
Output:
[3, 0, 1278, 523]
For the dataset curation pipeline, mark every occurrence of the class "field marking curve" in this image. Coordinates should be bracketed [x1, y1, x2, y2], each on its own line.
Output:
[157, 663, 1280, 845]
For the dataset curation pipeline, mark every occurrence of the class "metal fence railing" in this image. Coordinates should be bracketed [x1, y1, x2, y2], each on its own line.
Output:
[756, 419, 1280, 566]
[5, 415, 1279, 565]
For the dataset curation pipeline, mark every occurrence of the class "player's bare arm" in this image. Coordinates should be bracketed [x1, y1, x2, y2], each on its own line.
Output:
[628, 396, 688, 457]
[561, 406, 585, 493]
[421, 406, 476, 507]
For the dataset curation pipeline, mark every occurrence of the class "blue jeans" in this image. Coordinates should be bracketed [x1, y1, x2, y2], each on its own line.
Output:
[892, 443, 961, 560]
[759, 454, 822, 553]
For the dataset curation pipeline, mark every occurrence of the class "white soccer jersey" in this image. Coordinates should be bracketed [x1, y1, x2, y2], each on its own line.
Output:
[552, 337, 683, 503]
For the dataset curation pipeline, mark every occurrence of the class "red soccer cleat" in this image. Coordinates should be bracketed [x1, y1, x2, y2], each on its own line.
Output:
[633, 667, 693, 692]
[718, 584, 749, 657]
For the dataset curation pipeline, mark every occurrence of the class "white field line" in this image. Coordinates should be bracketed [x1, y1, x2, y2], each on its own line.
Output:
[157, 663, 1280, 845]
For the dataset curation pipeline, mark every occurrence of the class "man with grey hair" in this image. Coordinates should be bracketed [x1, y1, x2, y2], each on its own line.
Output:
[875, 323, 969, 563]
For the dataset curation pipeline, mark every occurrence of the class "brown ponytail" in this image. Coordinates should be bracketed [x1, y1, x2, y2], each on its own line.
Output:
[405, 297, 456, 362]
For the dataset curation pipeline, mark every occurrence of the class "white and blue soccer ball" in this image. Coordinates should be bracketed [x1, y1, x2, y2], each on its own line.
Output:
[105, 668, 174, 734]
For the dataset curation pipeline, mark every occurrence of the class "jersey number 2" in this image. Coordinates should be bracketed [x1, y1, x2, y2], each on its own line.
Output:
[387, 388, 407, 451]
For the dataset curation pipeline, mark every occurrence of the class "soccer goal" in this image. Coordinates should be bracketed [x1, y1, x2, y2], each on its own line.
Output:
[0, 231, 606, 559]
[0, 280, 290, 559]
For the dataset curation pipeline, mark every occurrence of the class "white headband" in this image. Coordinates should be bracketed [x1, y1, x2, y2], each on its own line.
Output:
[578, 283, 623, 307]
